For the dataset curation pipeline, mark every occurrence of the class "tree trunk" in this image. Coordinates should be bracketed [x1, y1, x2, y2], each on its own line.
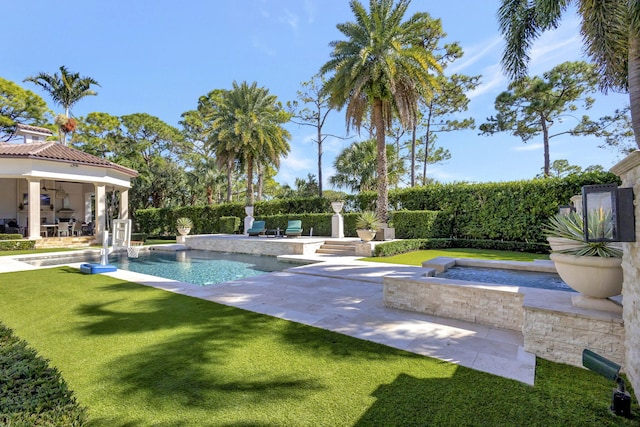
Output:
[256, 162, 263, 202]
[373, 99, 389, 222]
[246, 154, 255, 206]
[206, 185, 213, 205]
[629, 35, 640, 149]
[410, 124, 417, 187]
[541, 112, 550, 176]
[226, 159, 233, 203]
[317, 122, 323, 197]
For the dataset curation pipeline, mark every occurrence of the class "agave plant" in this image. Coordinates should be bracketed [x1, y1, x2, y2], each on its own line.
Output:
[356, 211, 381, 231]
[543, 211, 622, 258]
[176, 217, 193, 229]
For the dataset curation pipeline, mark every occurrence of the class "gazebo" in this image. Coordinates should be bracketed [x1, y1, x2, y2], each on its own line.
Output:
[0, 124, 138, 241]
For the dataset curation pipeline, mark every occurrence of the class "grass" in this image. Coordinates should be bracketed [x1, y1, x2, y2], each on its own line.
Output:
[0, 267, 637, 426]
[362, 248, 550, 265]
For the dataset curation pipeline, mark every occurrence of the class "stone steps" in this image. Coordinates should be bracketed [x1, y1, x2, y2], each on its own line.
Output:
[35, 236, 94, 249]
[316, 240, 357, 256]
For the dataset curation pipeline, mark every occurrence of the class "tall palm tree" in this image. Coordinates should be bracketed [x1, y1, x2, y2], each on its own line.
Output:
[24, 65, 100, 118]
[24, 65, 99, 144]
[498, 0, 640, 148]
[212, 81, 291, 206]
[320, 0, 441, 221]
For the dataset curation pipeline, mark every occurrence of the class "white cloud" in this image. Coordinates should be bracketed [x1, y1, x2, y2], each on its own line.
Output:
[513, 143, 544, 152]
[467, 63, 507, 100]
[448, 36, 503, 74]
[280, 9, 299, 30]
[251, 37, 276, 56]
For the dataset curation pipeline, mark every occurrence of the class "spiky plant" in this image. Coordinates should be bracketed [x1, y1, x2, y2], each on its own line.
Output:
[543, 211, 622, 258]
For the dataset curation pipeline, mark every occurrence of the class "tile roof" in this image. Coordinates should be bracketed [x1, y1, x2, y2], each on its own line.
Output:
[15, 123, 54, 135]
[0, 141, 138, 177]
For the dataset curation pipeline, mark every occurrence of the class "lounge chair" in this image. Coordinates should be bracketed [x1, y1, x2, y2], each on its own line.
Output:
[285, 220, 303, 237]
[247, 220, 266, 236]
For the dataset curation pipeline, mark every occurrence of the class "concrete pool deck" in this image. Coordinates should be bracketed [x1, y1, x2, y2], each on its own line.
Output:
[0, 246, 536, 385]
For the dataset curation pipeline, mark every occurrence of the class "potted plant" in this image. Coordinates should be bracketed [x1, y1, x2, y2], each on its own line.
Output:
[356, 211, 380, 242]
[544, 211, 623, 298]
[176, 217, 193, 236]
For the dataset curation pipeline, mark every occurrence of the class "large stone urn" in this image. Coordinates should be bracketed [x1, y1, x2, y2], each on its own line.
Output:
[356, 229, 377, 242]
[550, 252, 623, 298]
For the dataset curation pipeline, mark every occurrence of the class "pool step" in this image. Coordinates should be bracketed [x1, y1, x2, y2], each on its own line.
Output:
[316, 241, 357, 256]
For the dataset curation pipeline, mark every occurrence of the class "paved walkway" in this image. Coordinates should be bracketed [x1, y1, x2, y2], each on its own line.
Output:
[0, 251, 536, 385]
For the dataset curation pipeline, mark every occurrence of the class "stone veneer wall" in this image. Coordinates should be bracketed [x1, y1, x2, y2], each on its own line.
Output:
[384, 276, 525, 331]
[185, 234, 325, 256]
[383, 275, 625, 369]
[611, 151, 640, 401]
[522, 305, 625, 367]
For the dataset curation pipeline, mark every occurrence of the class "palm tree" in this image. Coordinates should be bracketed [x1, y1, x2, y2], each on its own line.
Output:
[212, 81, 291, 206]
[330, 139, 405, 193]
[498, 0, 640, 148]
[320, 0, 441, 222]
[24, 65, 100, 144]
[24, 65, 99, 118]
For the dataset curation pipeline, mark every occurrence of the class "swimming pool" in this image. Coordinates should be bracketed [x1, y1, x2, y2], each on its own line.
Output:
[437, 265, 574, 292]
[21, 250, 293, 286]
[112, 250, 291, 285]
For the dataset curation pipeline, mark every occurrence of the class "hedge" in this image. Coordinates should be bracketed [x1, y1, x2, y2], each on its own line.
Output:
[373, 238, 550, 257]
[0, 234, 24, 240]
[0, 239, 35, 251]
[0, 323, 87, 426]
[134, 171, 619, 243]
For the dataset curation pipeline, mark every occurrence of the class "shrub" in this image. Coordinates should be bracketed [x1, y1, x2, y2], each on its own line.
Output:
[373, 238, 549, 257]
[0, 239, 35, 251]
[0, 234, 24, 240]
[0, 323, 87, 426]
[219, 216, 240, 234]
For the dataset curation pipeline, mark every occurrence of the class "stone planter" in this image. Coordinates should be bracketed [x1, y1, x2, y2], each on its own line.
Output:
[550, 252, 623, 298]
[331, 201, 344, 214]
[245, 206, 254, 217]
[177, 227, 191, 236]
[356, 229, 377, 242]
[547, 237, 583, 252]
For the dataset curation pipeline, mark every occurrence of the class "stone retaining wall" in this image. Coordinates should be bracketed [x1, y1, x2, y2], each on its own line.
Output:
[185, 234, 325, 256]
[383, 273, 625, 369]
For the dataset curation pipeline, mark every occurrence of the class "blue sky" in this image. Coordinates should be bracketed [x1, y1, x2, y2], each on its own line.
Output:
[4, 0, 630, 188]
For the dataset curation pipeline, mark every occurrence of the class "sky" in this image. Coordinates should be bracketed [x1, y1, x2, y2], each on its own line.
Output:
[3, 0, 631, 189]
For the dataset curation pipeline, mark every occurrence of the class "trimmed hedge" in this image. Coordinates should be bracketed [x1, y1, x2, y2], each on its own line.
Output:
[373, 238, 550, 257]
[134, 171, 619, 243]
[0, 239, 35, 251]
[219, 216, 240, 234]
[0, 323, 87, 426]
[0, 234, 23, 240]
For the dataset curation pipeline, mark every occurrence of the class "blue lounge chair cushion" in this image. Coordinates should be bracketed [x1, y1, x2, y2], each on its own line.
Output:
[247, 220, 266, 236]
[285, 220, 302, 236]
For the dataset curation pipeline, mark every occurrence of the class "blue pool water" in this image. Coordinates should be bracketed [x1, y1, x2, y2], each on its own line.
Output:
[437, 266, 575, 292]
[109, 250, 290, 286]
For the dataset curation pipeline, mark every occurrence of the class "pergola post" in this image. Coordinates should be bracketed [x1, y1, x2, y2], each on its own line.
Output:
[119, 189, 129, 220]
[27, 179, 41, 240]
[95, 184, 107, 241]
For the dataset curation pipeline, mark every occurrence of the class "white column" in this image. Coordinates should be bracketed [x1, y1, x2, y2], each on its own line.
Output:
[119, 189, 129, 220]
[95, 184, 106, 241]
[27, 179, 41, 240]
[84, 192, 93, 224]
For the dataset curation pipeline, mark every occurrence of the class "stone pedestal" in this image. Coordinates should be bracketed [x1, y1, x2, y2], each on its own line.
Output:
[331, 214, 344, 238]
[355, 242, 373, 257]
[374, 223, 395, 241]
[244, 216, 254, 236]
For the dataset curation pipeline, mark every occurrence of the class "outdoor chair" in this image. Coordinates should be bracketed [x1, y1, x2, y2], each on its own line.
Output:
[57, 221, 70, 237]
[285, 220, 303, 237]
[247, 220, 266, 236]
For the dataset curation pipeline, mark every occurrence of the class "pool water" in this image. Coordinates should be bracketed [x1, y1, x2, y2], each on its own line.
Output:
[110, 250, 290, 286]
[437, 266, 575, 292]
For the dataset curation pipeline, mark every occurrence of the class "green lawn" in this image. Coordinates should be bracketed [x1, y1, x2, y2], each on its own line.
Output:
[362, 248, 549, 265]
[0, 247, 89, 257]
[0, 267, 636, 426]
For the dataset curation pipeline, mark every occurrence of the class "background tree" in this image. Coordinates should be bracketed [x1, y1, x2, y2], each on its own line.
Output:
[414, 139, 451, 185]
[212, 81, 291, 206]
[288, 75, 351, 197]
[24, 66, 100, 145]
[479, 61, 599, 176]
[498, 0, 640, 148]
[330, 139, 405, 193]
[0, 77, 52, 140]
[71, 112, 121, 157]
[320, 0, 442, 222]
